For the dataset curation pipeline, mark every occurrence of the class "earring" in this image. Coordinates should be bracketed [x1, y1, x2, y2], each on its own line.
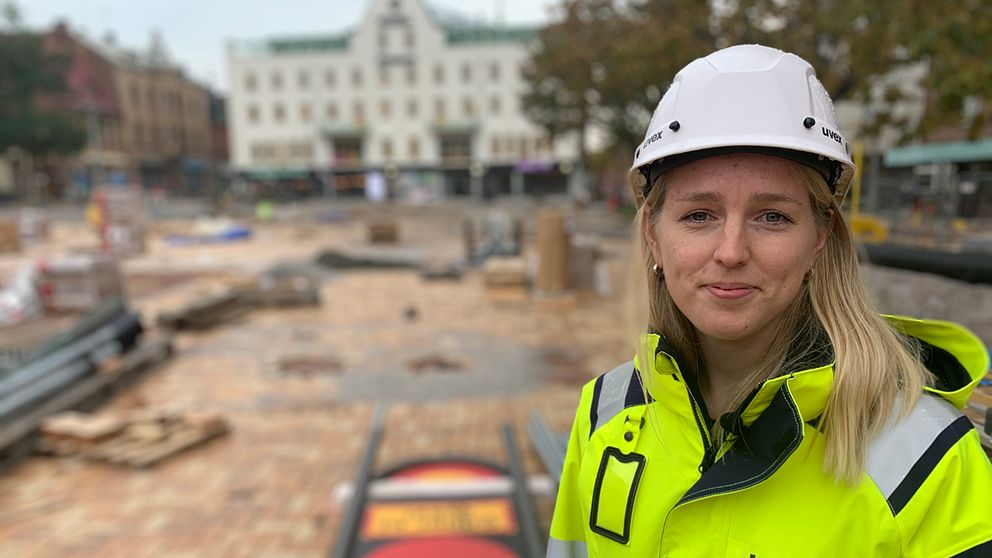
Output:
[652, 264, 664, 278]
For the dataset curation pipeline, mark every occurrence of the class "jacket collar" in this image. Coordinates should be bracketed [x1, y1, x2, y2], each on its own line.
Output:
[637, 315, 987, 426]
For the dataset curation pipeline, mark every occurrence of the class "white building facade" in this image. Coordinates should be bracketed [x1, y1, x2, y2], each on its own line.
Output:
[226, 0, 576, 198]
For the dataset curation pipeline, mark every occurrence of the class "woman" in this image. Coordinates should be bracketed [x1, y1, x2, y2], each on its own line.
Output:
[548, 45, 992, 557]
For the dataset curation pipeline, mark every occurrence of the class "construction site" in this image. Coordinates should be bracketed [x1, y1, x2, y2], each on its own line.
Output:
[0, 190, 985, 557]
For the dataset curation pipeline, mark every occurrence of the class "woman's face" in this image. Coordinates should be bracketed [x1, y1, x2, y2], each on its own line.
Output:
[643, 153, 829, 345]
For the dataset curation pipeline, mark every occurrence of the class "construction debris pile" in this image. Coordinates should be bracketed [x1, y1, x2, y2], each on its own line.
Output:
[38, 407, 228, 468]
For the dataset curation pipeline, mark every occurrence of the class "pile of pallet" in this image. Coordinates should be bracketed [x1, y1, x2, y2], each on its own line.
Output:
[0, 220, 20, 252]
[482, 257, 529, 302]
[156, 289, 248, 331]
[36, 253, 125, 313]
[37, 407, 228, 468]
[91, 185, 146, 257]
[242, 275, 320, 307]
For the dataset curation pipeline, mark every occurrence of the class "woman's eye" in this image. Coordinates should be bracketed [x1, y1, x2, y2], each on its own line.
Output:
[761, 211, 791, 224]
[685, 211, 710, 222]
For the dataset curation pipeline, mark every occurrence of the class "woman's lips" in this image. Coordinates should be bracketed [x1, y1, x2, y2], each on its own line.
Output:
[705, 284, 757, 300]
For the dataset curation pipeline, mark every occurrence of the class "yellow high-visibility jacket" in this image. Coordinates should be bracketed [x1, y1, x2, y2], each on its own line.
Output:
[548, 316, 992, 557]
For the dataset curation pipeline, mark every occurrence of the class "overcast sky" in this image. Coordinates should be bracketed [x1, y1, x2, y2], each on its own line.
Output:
[19, 0, 558, 92]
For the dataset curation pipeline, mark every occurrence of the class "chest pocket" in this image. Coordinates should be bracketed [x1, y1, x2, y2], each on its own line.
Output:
[589, 446, 646, 545]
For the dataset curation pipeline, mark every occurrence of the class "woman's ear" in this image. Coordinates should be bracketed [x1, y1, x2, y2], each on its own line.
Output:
[641, 205, 663, 268]
[814, 207, 835, 256]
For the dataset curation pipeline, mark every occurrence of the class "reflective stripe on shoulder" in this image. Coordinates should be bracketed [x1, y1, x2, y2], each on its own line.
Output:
[588, 361, 647, 438]
[866, 394, 976, 515]
[547, 537, 588, 558]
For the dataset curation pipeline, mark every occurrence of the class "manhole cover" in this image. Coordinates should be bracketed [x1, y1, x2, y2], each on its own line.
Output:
[277, 356, 344, 377]
[405, 355, 467, 374]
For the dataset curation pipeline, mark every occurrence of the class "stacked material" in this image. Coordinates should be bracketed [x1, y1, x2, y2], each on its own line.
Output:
[244, 274, 320, 307]
[483, 257, 529, 302]
[535, 209, 571, 293]
[36, 253, 124, 313]
[91, 185, 146, 256]
[38, 407, 228, 468]
[18, 208, 49, 243]
[156, 289, 247, 331]
[367, 218, 399, 244]
[0, 220, 20, 252]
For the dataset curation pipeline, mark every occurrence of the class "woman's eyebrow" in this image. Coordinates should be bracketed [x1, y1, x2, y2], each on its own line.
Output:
[750, 192, 803, 205]
[673, 191, 722, 202]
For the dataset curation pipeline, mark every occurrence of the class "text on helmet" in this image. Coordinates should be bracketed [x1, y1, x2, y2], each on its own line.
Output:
[821, 127, 843, 145]
[642, 130, 665, 150]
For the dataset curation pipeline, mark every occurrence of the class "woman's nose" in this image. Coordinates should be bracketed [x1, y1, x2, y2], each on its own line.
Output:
[713, 221, 749, 267]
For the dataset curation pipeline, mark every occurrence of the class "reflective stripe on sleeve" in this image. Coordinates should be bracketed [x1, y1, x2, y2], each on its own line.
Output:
[591, 361, 635, 434]
[547, 536, 589, 558]
[866, 394, 975, 515]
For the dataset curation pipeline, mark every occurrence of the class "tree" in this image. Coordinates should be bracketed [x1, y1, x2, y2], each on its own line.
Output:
[0, 26, 86, 158]
[899, 0, 992, 140]
[522, 0, 626, 170]
[525, 0, 992, 168]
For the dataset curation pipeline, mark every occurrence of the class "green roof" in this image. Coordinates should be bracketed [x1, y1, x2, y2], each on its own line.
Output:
[444, 25, 537, 44]
[884, 138, 992, 167]
[267, 34, 350, 54]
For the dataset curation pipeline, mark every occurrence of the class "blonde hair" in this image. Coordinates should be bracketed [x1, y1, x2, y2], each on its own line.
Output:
[630, 160, 933, 483]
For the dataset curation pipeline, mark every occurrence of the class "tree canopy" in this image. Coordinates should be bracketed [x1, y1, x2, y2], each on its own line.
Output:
[523, 0, 992, 163]
[0, 14, 86, 157]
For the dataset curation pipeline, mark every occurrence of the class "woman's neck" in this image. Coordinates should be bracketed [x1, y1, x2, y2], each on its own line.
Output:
[697, 329, 778, 419]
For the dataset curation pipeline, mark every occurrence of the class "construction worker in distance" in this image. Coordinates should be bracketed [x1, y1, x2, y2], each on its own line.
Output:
[547, 44, 992, 557]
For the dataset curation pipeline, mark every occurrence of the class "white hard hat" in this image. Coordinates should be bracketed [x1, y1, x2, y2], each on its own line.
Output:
[631, 44, 855, 204]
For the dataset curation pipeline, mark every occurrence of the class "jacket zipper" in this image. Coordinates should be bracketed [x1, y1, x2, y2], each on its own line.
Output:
[683, 381, 717, 472]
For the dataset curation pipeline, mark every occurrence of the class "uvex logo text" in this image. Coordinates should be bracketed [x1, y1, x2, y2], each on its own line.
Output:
[822, 127, 842, 144]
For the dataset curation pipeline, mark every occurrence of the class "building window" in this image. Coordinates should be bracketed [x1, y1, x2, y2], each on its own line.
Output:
[326, 103, 338, 120]
[491, 137, 500, 156]
[439, 135, 471, 162]
[379, 67, 390, 86]
[463, 98, 475, 117]
[134, 124, 143, 147]
[334, 138, 362, 164]
[433, 64, 444, 84]
[409, 137, 420, 159]
[129, 83, 139, 107]
[405, 30, 414, 47]
[248, 104, 260, 123]
[245, 73, 257, 91]
[406, 66, 416, 85]
[271, 71, 283, 91]
[289, 142, 313, 159]
[273, 103, 286, 123]
[379, 99, 391, 119]
[382, 138, 393, 159]
[490, 63, 500, 82]
[325, 70, 336, 87]
[434, 98, 445, 120]
[379, 32, 388, 49]
[251, 142, 277, 160]
[461, 63, 471, 83]
[352, 67, 363, 87]
[489, 96, 500, 115]
[300, 103, 312, 123]
[298, 70, 309, 89]
[406, 98, 417, 118]
[354, 101, 365, 123]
